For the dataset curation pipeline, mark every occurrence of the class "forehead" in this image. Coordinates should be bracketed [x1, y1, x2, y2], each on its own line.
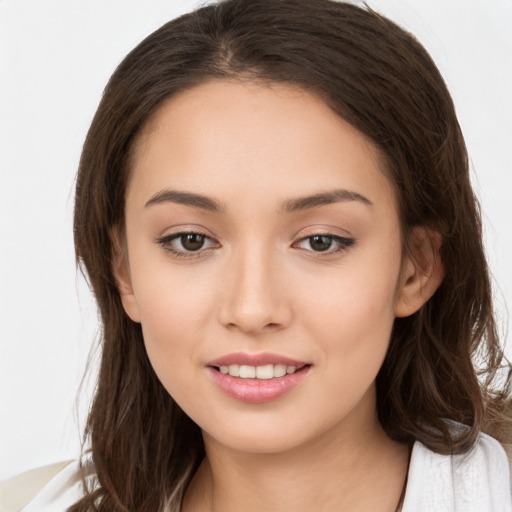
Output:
[127, 79, 396, 215]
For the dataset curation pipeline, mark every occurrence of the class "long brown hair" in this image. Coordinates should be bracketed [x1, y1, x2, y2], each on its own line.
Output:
[70, 0, 511, 510]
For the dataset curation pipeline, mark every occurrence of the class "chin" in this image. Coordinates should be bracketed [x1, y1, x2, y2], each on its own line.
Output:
[200, 413, 334, 455]
[208, 430, 307, 455]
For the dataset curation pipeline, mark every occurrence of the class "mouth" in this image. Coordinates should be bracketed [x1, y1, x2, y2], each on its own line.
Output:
[206, 353, 312, 403]
[212, 363, 310, 379]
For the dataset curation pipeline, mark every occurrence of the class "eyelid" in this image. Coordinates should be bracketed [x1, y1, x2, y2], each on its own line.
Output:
[155, 229, 219, 258]
[292, 223, 353, 237]
[154, 227, 356, 259]
[292, 233, 356, 254]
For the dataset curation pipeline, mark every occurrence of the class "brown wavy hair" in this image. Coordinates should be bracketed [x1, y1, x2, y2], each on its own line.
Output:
[70, 0, 511, 510]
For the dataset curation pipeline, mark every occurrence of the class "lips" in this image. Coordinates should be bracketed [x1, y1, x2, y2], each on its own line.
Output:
[206, 352, 312, 403]
[207, 351, 308, 368]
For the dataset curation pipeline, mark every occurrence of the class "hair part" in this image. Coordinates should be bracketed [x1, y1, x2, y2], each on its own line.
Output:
[71, 0, 512, 510]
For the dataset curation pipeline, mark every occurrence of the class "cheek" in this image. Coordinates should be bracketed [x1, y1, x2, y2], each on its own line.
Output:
[298, 246, 402, 364]
[131, 240, 216, 325]
[128, 253, 217, 392]
[304, 260, 399, 328]
[293, 267, 399, 427]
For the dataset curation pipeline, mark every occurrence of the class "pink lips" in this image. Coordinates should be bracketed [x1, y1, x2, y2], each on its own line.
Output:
[206, 352, 312, 404]
[207, 351, 308, 368]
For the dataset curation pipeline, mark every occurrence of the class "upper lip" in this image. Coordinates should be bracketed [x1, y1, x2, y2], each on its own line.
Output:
[207, 352, 310, 368]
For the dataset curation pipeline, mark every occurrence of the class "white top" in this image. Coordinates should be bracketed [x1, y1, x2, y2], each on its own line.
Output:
[402, 433, 512, 511]
[1, 432, 511, 512]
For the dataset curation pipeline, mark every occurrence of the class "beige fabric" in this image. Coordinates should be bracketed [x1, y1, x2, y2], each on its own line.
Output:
[0, 460, 73, 512]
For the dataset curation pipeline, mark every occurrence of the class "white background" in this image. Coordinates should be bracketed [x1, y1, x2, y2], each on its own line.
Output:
[0, 0, 511, 480]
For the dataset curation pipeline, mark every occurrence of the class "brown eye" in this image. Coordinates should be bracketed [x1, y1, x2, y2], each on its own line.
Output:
[309, 235, 333, 252]
[156, 231, 217, 257]
[294, 234, 356, 254]
[180, 233, 205, 251]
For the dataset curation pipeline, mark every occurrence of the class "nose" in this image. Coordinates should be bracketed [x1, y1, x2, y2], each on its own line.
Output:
[218, 243, 292, 335]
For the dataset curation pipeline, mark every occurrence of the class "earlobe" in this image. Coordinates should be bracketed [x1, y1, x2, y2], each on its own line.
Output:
[111, 228, 141, 323]
[394, 227, 445, 318]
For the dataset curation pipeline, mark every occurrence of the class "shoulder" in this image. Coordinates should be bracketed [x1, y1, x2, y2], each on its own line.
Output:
[0, 458, 95, 512]
[402, 429, 512, 512]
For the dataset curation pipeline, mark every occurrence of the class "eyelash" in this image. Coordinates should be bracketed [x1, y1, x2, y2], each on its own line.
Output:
[156, 230, 356, 259]
[156, 231, 218, 259]
[295, 234, 356, 254]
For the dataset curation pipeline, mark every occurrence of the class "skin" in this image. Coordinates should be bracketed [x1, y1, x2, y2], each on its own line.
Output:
[115, 79, 443, 511]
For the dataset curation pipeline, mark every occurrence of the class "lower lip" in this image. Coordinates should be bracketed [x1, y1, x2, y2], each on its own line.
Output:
[207, 366, 311, 404]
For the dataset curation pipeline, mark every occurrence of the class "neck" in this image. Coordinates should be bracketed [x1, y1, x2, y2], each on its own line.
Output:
[182, 409, 410, 512]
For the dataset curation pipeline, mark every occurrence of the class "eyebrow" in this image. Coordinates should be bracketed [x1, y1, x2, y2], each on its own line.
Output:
[145, 189, 224, 212]
[279, 189, 373, 213]
[144, 188, 372, 213]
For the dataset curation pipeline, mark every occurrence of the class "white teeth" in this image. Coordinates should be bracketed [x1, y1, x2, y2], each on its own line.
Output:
[239, 365, 256, 378]
[219, 363, 304, 379]
[228, 364, 240, 377]
[256, 364, 274, 379]
[274, 364, 287, 377]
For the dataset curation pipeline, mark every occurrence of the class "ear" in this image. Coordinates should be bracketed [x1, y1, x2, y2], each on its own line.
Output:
[394, 226, 445, 318]
[111, 227, 141, 323]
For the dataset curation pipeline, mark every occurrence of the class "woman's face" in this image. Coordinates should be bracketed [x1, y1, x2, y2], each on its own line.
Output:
[119, 79, 410, 453]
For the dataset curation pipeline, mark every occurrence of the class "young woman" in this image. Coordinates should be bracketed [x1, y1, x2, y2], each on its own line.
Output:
[3, 0, 511, 510]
